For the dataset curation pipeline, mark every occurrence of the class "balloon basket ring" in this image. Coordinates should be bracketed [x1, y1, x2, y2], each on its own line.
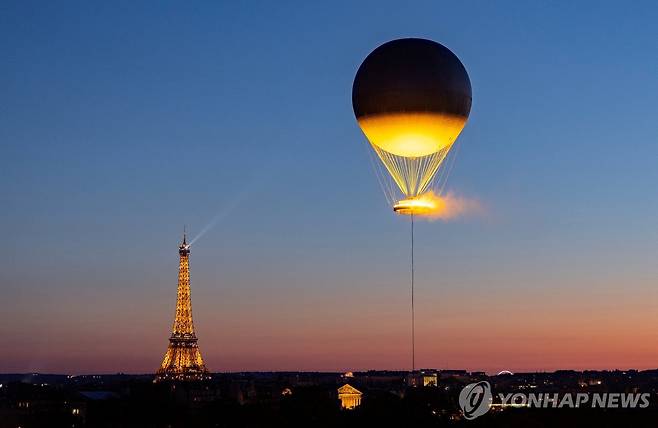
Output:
[393, 197, 436, 216]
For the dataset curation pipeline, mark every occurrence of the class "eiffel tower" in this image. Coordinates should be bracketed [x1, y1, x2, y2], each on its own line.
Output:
[155, 232, 209, 381]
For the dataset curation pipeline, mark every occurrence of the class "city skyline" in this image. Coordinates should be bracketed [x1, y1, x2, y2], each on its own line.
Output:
[2, 1, 658, 374]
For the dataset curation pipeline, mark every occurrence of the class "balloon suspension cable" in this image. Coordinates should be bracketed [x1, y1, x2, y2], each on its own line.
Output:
[411, 212, 415, 372]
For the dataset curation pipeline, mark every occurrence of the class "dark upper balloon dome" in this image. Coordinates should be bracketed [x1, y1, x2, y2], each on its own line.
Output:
[352, 38, 472, 119]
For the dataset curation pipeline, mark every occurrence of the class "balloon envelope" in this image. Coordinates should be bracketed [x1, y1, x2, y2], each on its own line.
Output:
[353, 38, 472, 197]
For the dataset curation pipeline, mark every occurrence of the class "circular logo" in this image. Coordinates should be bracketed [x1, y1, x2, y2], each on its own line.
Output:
[459, 381, 492, 420]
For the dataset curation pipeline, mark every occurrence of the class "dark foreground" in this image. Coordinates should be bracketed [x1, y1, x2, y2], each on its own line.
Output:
[1, 370, 657, 427]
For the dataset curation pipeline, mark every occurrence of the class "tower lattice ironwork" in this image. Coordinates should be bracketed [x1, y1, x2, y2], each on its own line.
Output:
[155, 233, 209, 382]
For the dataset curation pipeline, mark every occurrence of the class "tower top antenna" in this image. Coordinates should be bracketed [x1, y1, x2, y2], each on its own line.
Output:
[179, 227, 190, 255]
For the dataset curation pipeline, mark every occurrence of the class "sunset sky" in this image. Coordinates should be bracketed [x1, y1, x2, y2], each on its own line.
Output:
[2, 1, 658, 374]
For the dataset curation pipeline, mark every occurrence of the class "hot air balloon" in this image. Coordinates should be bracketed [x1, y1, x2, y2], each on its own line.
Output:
[352, 38, 472, 372]
[352, 38, 471, 215]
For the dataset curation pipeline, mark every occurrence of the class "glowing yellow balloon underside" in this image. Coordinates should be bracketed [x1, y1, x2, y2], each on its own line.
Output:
[357, 112, 466, 158]
[359, 112, 465, 197]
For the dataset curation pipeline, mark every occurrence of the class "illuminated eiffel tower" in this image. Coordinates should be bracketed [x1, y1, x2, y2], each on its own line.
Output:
[155, 232, 209, 381]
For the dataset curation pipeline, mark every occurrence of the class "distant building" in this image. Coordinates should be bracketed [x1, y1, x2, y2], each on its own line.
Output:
[440, 370, 469, 380]
[357, 371, 405, 387]
[406, 372, 438, 387]
[337, 384, 362, 409]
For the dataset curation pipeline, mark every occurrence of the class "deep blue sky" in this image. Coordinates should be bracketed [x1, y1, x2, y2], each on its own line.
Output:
[1, 1, 658, 373]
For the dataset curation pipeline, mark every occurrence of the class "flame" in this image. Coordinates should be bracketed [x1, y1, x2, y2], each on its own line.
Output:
[394, 191, 482, 220]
